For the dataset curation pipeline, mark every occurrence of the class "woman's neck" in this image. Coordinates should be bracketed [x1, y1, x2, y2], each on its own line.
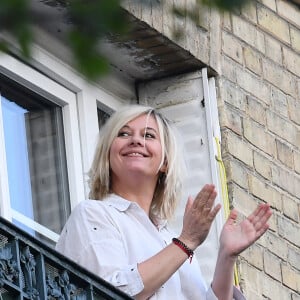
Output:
[111, 175, 157, 216]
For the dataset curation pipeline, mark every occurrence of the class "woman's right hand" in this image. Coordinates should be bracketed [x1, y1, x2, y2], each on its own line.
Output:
[178, 184, 221, 250]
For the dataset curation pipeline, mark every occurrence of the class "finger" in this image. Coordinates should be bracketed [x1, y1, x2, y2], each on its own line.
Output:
[226, 209, 238, 226]
[255, 223, 270, 241]
[249, 206, 272, 234]
[194, 184, 216, 210]
[201, 188, 218, 218]
[247, 205, 263, 223]
[184, 196, 194, 216]
[248, 203, 270, 224]
[206, 188, 218, 209]
[209, 203, 222, 221]
[254, 206, 272, 231]
[193, 184, 212, 208]
[253, 204, 272, 223]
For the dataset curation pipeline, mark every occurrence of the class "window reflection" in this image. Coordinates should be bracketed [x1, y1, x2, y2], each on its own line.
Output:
[97, 107, 110, 130]
[0, 75, 70, 242]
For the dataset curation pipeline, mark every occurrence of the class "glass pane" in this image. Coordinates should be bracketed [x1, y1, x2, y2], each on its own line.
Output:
[97, 107, 110, 130]
[0, 75, 70, 242]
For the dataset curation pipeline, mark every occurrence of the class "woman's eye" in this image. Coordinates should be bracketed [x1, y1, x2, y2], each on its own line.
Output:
[144, 132, 155, 139]
[117, 131, 130, 137]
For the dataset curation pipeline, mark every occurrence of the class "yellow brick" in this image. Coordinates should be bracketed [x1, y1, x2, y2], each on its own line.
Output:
[263, 59, 297, 98]
[288, 96, 300, 126]
[270, 87, 288, 118]
[244, 47, 262, 75]
[248, 174, 282, 210]
[225, 159, 249, 189]
[295, 151, 300, 174]
[277, 0, 300, 28]
[266, 110, 300, 148]
[282, 264, 300, 292]
[231, 184, 259, 216]
[237, 68, 271, 105]
[246, 96, 266, 125]
[265, 35, 283, 64]
[276, 139, 294, 169]
[288, 246, 300, 271]
[241, 1, 257, 24]
[264, 250, 282, 281]
[225, 131, 253, 166]
[260, 231, 288, 260]
[253, 151, 272, 180]
[223, 12, 231, 31]
[291, 27, 300, 52]
[243, 244, 264, 270]
[219, 106, 243, 135]
[232, 15, 265, 52]
[219, 79, 247, 111]
[257, 5, 290, 44]
[282, 194, 299, 222]
[239, 261, 263, 295]
[283, 47, 300, 77]
[262, 273, 292, 299]
[260, 0, 276, 11]
[243, 118, 276, 157]
[272, 165, 300, 199]
[222, 31, 243, 64]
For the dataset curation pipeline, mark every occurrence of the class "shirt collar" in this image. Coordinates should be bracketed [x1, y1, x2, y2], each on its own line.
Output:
[104, 194, 168, 230]
[103, 193, 133, 211]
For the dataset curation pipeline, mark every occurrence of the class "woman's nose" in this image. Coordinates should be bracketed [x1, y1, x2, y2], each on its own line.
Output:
[129, 133, 144, 146]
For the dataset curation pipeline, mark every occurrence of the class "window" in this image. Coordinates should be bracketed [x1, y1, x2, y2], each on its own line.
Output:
[97, 107, 111, 130]
[0, 53, 85, 246]
[0, 75, 70, 244]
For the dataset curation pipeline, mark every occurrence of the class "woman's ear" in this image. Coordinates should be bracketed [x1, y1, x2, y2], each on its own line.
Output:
[160, 161, 167, 173]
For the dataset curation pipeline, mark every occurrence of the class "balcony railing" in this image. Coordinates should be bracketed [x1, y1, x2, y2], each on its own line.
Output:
[0, 217, 133, 300]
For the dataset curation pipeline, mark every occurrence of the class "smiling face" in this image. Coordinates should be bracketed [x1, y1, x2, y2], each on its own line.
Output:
[109, 113, 165, 187]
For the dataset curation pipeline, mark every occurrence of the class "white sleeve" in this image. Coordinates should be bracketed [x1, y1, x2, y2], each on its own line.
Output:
[55, 202, 144, 296]
[206, 285, 246, 300]
[233, 286, 246, 300]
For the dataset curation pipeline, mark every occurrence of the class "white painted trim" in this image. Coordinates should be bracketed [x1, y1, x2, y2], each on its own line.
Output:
[202, 68, 224, 238]
[0, 54, 74, 106]
[0, 94, 12, 221]
[0, 53, 85, 236]
[76, 90, 99, 198]
[12, 209, 60, 242]
[62, 96, 86, 209]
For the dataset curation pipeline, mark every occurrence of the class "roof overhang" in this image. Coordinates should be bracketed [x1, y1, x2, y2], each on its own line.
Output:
[30, 0, 211, 86]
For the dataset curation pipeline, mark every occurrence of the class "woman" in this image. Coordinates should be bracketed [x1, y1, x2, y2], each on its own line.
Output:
[56, 105, 272, 299]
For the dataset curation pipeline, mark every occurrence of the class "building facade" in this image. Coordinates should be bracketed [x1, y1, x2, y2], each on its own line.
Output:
[0, 0, 299, 299]
[125, 0, 299, 298]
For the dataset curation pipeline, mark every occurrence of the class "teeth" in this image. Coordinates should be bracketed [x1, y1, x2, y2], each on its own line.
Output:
[127, 153, 143, 157]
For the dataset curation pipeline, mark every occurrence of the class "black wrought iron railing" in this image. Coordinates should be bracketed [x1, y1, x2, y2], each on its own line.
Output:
[0, 217, 133, 300]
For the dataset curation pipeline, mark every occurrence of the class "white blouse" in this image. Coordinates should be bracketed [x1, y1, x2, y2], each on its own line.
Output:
[56, 194, 245, 300]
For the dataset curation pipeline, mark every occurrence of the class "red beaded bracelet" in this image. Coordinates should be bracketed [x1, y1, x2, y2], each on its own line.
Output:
[172, 238, 194, 263]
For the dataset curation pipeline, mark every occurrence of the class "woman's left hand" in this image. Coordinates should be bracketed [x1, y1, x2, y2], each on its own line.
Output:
[219, 203, 272, 258]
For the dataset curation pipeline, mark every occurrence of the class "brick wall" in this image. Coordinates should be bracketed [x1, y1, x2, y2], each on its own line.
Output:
[124, 0, 300, 299]
[219, 1, 300, 299]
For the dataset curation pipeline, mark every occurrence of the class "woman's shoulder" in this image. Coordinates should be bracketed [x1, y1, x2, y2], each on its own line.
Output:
[72, 199, 104, 214]
[71, 194, 128, 221]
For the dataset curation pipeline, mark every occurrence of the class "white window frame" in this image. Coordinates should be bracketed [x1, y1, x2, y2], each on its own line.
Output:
[0, 53, 84, 242]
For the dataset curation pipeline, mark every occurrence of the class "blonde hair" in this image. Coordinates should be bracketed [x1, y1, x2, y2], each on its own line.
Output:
[88, 105, 184, 220]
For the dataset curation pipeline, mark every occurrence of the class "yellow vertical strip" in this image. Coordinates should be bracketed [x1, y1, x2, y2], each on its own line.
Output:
[214, 137, 240, 287]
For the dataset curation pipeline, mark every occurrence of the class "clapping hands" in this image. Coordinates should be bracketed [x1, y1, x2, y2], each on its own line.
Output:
[179, 184, 272, 256]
